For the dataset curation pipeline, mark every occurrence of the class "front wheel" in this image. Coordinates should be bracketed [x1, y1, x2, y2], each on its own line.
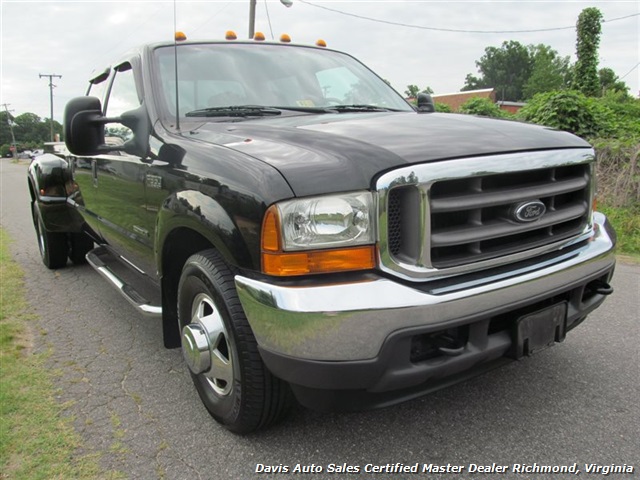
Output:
[178, 249, 292, 433]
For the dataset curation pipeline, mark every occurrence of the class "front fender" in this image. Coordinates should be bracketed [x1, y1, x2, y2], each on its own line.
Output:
[156, 190, 258, 273]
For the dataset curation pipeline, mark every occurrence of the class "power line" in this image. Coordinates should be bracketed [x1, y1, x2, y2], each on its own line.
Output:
[190, 2, 233, 37]
[264, 0, 275, 40]
[620, 62, 640, 80]
[297, 1, 639, 34]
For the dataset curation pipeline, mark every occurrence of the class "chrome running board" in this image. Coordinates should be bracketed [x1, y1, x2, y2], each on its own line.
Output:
[86, 246, 162, 318]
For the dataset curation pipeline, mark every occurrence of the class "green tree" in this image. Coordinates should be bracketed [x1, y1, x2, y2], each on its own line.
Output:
[404, 85, 434, 97]
[461, 73, 487, 91]
[573, 7, 603, 96]
[462, 40, 532, 101]
[13, 113, 46, 144]
[405, 85, 419, 97]
[0, 111, 15, 147]
[1, 112, 63, 153]
[598, 68, 629, 96]
[12, 113, 62, 144]
[523, 45, 572, 99]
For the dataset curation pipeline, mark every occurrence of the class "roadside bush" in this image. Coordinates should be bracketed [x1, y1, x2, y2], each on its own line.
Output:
[593, 138, 639, 257]
[435, 103, 452, 113]
[459, 97, 506, 118]
[518, 90, 616, 139]
[593, 138, 640, 207]
[597, 91, 640, 139]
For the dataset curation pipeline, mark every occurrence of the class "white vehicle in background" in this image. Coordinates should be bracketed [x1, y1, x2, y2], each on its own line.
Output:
[43, 142, 69, 159]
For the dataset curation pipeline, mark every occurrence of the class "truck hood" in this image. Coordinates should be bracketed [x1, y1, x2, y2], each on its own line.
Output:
[184, 112, 590, 197]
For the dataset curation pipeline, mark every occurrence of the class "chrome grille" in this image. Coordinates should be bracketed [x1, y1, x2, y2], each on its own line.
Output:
[377, 149, 595, 280]
[428, 164, 589, 268]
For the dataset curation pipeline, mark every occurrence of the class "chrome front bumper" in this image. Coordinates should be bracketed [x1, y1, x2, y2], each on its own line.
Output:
[235, 213, 616, 362]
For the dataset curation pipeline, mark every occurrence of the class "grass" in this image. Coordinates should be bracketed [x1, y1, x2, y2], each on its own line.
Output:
[599, 204, 640, 261]
[0, 228, 112, 479]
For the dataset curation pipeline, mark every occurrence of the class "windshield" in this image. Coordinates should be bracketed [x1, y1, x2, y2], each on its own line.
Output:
[153, 43, 412, 121]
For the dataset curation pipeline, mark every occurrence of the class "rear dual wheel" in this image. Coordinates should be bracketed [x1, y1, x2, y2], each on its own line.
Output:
[32, 201, 68, 269]
[178, 249, 292, 433]
[31, 201, 94, 269]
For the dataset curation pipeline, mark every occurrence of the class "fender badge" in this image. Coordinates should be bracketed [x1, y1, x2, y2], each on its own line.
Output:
[512, 200, 546, 223]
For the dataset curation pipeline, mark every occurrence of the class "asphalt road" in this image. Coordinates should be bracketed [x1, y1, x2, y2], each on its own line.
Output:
[1, 159, 638, 480]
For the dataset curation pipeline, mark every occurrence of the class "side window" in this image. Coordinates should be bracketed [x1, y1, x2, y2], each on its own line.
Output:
[105, 64, 139, 143]
[87, 78, 109, 107]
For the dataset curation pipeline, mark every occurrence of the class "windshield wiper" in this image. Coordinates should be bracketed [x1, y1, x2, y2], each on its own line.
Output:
[185, 105, 282, 118]
[271, 105, 337, 114]
[331, 104, 401, 112]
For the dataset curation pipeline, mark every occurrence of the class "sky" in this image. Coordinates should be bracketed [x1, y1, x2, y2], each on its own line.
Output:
[1, 0, 638, 123]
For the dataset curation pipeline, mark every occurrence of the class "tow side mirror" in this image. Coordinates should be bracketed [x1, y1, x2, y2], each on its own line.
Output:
[64, 96, 105, 156]
[120, 104, 151, 158]
[64, 96, 151, 158]
[417, 93, 436, 113]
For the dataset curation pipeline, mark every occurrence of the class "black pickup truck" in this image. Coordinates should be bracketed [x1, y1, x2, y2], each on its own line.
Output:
[28, 38, 616, 433]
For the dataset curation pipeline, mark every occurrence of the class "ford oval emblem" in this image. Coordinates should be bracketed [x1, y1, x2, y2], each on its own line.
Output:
[512, 200, 546, 223]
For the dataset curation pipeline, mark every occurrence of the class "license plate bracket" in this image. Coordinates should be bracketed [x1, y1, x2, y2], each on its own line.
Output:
[510, 302, 568, 359]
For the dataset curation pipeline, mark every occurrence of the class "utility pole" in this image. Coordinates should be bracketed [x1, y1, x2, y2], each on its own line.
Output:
[249, 0, 292, 39]
[39, 73, 62, 141]
[248, 0, 256, 39]
[1, 103, 17, 158]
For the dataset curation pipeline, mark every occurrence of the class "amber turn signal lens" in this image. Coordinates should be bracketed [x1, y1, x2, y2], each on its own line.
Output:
[262, 245, 376, 276]
[262, 205, 281, 252]
[261, 204, 376, 275]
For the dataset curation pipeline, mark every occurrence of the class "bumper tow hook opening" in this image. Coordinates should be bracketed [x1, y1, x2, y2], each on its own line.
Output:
[588, 280, 614, 296]
[435, 334, 465, 357]
[437, 345, 465, 356]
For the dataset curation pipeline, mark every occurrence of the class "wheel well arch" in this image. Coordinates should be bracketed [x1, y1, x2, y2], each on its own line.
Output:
[27, 178, 37, 203]
[160, 227, 216, 348]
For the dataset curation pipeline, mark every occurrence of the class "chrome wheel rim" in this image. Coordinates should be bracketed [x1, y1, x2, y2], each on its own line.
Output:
[183, 293, 234, 396]
[36, 217, 46, 258]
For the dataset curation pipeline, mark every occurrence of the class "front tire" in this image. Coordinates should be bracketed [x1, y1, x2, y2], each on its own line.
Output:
[32, 202, 68, 269]
[178, 249, 292, 433]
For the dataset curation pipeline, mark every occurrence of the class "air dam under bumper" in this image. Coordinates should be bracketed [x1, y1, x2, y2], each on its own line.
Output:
[235, 213, 616, 411]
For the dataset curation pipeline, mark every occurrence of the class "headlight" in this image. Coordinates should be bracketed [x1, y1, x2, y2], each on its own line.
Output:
[261, 191, 377, 276]
[279, 192, 374, 250]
